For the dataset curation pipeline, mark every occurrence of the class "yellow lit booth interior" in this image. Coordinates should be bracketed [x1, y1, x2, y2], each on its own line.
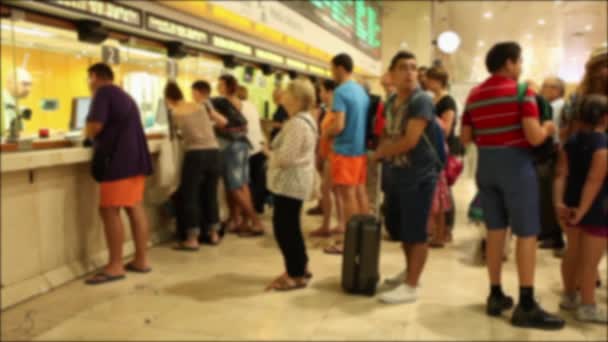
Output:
[0, 19, 232, 138]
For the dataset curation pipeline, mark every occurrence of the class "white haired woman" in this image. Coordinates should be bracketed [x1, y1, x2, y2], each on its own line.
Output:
[266, 78, 319, 291]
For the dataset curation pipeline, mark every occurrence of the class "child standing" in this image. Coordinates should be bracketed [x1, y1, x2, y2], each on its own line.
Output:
[555, 94, 608, 324]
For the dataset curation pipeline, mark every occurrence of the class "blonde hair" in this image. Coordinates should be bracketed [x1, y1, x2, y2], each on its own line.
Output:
[285, 77, 316, 112]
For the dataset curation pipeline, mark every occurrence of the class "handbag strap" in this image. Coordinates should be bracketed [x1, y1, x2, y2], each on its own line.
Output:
[296, 113, 318, 136]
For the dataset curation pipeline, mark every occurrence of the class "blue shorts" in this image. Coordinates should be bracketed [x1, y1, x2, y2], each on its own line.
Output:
[222, 140, 250, 190]
[384, 167, 437, 244]
[476, 147, 540, 237]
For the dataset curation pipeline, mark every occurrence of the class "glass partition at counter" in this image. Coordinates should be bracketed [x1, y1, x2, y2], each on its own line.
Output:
[0, 18, 93, 138]
[0, 17, 177, 138]
[118, 43, 167, 130]
[234, 65, 281, 120]
[176, 56, 224, 102]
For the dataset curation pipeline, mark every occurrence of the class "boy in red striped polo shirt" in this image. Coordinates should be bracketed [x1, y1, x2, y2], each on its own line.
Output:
[461, 42, 564, 330]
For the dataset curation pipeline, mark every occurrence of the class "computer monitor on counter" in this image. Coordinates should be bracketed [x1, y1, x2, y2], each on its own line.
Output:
[70, 97, 91, 131]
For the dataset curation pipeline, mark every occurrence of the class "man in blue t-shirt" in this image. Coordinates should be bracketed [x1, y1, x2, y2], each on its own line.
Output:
[323, 53, 370, 255]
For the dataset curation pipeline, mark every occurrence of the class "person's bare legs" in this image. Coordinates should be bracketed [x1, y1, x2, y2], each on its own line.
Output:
[561, 226, 582, 295]
[97, 207, 125, 276]
[579, 232, 607, 305]
[333, 187, 345, 233]
[225, 189, 239, 231]
[516, 236, 537, 287]
[430, 210, 446, 247]
[356, 183, 369, 215]
[325, 185, 356, 253]
[403, 242, 428, 287]
[125, 203, 150, 269]
[486, 229, 508, 286]
[312, 163, 333, 234]
[232, 185, 265, 232]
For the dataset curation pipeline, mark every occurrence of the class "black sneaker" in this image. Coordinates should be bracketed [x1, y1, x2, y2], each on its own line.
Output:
[511, 302, 566, 330]
[486, 295, 514, 316]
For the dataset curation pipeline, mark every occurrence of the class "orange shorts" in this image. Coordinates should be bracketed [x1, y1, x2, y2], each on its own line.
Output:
[330, 154, 367, 186]
[100, 176, 146, 208]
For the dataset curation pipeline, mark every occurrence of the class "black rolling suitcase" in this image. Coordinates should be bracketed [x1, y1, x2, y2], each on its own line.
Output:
[341, 214, 381, 296]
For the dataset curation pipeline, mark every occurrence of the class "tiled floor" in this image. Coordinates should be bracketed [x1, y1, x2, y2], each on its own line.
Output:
[2, 177, 607, 341]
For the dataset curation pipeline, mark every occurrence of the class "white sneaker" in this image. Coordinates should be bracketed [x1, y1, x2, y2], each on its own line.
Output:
[384, 269, 406, 286]
[378, 283, 418, 304]
[559, 293, 580, 311]
[576, 304, 608, 324]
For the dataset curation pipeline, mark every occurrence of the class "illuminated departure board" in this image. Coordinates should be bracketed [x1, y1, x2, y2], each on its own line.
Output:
[282, 0, 381, 58]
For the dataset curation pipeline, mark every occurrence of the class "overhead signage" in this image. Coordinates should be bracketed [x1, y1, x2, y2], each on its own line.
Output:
[146, 14, 209, 44]
[48, 0, 142, 27]
[212, 35, 252, 56]
[101, 45, 120, 65]
[254, 49, 284, 65]
[286, 58, 307, 71]
[282, 0, 381, 58]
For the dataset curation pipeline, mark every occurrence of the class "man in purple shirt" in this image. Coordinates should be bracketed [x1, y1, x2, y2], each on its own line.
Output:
[85, 63, 153, 285]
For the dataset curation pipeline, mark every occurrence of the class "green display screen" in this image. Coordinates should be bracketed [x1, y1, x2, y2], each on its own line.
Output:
[283, 0, 381, 58]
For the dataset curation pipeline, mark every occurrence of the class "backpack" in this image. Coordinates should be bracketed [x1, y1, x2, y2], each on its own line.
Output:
[422, 118, 447, 171]
[366, 93, 382, 150]
[516, 83, 556, 163]
[209, 97, 248, 141]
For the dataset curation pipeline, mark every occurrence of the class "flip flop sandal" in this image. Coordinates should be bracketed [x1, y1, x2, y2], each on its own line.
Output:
[238, 230, 265, 238]
[85, 272, 125, 285]
[309, 229, 332, 238]
[269, 277, 307, 292]
[429, 242, 445, 248]
[172, 244, 200, 252]
[329, 228, 346, 235]
[323, 245, 344, 255]
[208, 236, 223, 246]
[223, 221, 241, 234]
[125, 263, 152, 273]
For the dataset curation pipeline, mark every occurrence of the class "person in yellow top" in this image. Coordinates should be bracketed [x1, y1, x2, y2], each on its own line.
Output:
[1, 67, 32, 137]
[309, 79, 345, 238]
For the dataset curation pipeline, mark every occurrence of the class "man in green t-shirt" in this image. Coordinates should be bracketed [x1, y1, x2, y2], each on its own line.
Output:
[1, 68, 32, 136]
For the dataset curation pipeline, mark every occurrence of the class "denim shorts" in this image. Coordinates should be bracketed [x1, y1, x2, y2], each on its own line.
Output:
[222, 140, 250, 190]
[476, 147, 540, 237]
[384, 167, 437, 244]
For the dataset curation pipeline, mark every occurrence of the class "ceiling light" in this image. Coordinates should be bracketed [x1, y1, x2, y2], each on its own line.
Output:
[478, 40, 485, 47]
[526, 34, 533, 40]
[437, 31, 461, 54]
[0, 23, 54, 38]
[483, 11, 493, 19]
[585, 24, 592, 31]
[537, 19, 546, 25]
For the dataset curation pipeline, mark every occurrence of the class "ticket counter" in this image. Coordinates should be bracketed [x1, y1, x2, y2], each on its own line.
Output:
[0, 15, 180, 309]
